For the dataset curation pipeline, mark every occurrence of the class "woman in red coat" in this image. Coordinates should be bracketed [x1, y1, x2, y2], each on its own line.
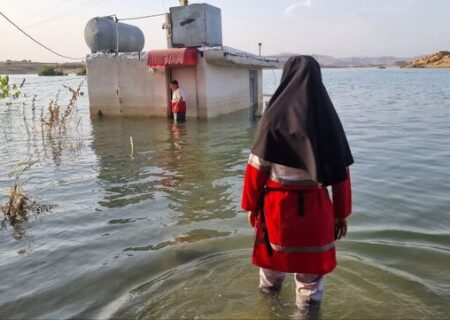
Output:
[241, 56, 353, 313]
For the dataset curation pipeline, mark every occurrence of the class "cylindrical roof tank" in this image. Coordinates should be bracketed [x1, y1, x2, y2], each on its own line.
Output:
[84, 17, 145, 53]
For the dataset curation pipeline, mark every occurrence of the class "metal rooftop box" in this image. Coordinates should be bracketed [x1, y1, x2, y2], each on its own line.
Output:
[170, 3, 222, 48]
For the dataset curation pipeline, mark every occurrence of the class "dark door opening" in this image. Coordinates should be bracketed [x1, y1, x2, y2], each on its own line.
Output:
[249, 70, 258, 120]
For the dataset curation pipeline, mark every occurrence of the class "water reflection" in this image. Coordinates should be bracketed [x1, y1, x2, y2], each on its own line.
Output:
[124, 229, 232, 252]
[91, 113, 255, 226]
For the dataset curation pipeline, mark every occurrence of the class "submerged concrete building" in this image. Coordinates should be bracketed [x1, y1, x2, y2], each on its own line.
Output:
[85, 3, 278, 118]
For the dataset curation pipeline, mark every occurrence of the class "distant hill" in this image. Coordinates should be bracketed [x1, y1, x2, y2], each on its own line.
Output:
[338, 56, 409, 67]
[0, 60, 85, 75]
[401, 51, 450, 68]
[269, 53, 340, 67]
[269, 53, 410, 68]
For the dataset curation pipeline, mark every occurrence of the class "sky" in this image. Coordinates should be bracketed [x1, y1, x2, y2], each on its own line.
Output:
[0, 0, 449, 62]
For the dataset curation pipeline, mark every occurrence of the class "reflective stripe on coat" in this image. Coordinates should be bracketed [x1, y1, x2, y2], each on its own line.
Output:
[241, 154, 352, 274]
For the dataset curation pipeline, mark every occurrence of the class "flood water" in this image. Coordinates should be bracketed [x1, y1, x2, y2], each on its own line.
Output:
[1, 69, 449, 319]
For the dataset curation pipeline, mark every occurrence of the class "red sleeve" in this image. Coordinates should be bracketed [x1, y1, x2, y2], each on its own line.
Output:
[332, 168, 352, 219]
[241, 164, 270, 213]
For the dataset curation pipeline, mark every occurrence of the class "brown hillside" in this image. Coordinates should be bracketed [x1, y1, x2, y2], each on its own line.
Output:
[402, 51, 450, 68]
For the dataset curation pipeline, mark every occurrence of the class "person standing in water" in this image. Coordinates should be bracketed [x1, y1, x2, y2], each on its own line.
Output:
[241, 56, 353, 316]
[170, 80, 187, 123]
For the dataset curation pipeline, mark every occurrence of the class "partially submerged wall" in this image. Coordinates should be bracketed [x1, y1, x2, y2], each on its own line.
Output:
[86, 51, 266, 119]
[199, 58, 263, 118]
[86, 52, 168, 117]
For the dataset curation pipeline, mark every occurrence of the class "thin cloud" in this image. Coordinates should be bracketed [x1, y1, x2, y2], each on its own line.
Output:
[284, 0, 313, 15]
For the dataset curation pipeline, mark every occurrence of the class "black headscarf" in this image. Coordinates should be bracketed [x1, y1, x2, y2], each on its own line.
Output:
[252, 55, 353, 186]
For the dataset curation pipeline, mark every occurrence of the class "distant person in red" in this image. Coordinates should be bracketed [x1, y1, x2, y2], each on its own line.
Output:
[169, 80, 186, 123]
[241, 56, 354, 316]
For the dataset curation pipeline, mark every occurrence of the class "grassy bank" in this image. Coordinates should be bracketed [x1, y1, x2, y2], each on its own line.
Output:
[0, 60, 85, 75]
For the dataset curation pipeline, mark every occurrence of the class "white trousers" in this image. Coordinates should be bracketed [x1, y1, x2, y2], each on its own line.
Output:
[259, 268, 324, 309]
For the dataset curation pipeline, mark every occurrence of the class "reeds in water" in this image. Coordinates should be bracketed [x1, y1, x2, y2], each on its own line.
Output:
[1, 185, 28, 224]
[2, 80, 84, 227]
[1, 184, 54, 227]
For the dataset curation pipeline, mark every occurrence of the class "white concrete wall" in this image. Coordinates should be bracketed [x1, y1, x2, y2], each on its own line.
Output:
[86, 53, 169, 117]
[198, 57, 263, 117]
[86, 52, 264, 118]
[195, 56, 208, 118]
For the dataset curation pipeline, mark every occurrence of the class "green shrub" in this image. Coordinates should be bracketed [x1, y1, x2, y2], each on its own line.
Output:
[39, 66, 65, 76]
[76, 67, 87, 76]
[0, 75, 22, 106]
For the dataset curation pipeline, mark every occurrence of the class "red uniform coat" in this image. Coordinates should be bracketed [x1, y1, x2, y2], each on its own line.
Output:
[241, 154, 352, 274]
[171, 88, 186, 113]
[171, 101, 186, 113]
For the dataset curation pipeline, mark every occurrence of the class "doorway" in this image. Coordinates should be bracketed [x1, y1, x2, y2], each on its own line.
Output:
[169, 67, 198, 118]
[249, 70, 258, 120]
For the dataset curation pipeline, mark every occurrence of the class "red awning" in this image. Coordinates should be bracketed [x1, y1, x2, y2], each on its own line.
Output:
[147, 48, 198, 68]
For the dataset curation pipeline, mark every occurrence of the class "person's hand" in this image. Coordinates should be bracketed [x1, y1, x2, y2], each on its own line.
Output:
[334, 218, 347, 240]
[248, 211, 256, 228]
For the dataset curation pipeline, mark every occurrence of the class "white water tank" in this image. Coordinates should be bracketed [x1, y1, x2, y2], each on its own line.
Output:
[84, 17, 145, 53]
